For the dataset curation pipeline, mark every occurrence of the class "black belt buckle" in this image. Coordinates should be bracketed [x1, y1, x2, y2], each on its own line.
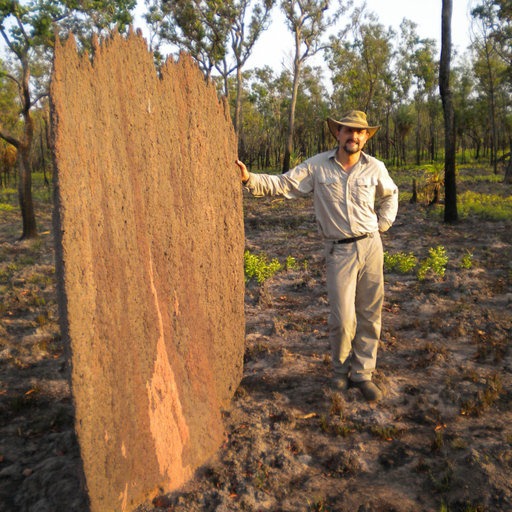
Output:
[334, 234, 369, 244]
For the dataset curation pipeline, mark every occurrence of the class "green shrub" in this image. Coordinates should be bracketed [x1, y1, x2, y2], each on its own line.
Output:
[460, 250, 474, 270]
[384, 251, 417, 274]
[244, 250, 283, 284]
[458, 191, 512, 221]
[285, 255, 299, 270]
[418, 246, 448, 281]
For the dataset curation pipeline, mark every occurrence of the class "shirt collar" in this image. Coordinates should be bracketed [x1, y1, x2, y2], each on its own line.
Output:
[329, 149, 370, 165]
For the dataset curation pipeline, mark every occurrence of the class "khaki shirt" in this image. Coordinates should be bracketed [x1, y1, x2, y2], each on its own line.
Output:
[244, 149, 399, 240]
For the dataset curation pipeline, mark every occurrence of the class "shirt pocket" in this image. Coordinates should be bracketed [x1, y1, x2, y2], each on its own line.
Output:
[316, 175, 345, 203]
[352, 176, 378, 207]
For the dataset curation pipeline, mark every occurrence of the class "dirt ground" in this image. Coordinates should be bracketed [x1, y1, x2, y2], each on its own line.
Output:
[1, 167, 511, 512]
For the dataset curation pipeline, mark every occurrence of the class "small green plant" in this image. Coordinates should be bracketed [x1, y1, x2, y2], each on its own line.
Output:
[417, 246, 448, 281]
[244, 250, 282, 284]
[333, 424, 355, 438]
[370, 424, 401, 441]
[289, 150, 304, 169]
[253, 462, 270, 490]
[460, 250, 474, 270]
[424, 163, 445, 204]
[460, 373, 503, 417]
[285, 255, 299, 270]
[384, 251, 418, 274]
[319, 414, 330, 433]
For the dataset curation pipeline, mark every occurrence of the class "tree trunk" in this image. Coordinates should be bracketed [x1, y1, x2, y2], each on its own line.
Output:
[415, 109, 421, 166]
[504, 142, 512, 184]
[234, 65, 243, 137]
[18, 146, 38, 239]
[440, 0, 458, 223]
[21, 61, 38, 238]
[504, 158, 512, 184]
[410, 179, 418, 204]
[283, 35, 302, 174]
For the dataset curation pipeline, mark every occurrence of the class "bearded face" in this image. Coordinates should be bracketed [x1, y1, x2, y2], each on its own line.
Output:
[337, 126, 370, 155]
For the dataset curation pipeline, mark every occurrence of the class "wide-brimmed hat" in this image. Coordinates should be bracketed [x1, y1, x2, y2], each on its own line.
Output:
[327, 110, 380, 140]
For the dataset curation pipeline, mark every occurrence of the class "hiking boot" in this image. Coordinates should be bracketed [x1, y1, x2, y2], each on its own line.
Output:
[352, 380, 382, 402]
[332, 374, 349, 391]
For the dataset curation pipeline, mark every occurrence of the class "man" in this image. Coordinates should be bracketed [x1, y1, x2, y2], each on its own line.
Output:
[236, 110, 398, 402]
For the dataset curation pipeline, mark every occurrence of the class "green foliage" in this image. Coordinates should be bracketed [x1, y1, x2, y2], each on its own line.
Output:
[0, 64, 19, 131]
[285, 255, 299, 270]
[460, 250, 474, 270]
[457, 171, 503, 184]
[384, 251, 417, 274]
[417, 246, 448, 281]
[288, 150, 304, 169]
[424, 163, 445, 184]
[244, 250, 305, 283]
[147, 0, 234, 74]
[423, 163, 445, 204]
[385, 245, 479, 280]
[244, 250, 282, 284]
[458, 191, 512, 221]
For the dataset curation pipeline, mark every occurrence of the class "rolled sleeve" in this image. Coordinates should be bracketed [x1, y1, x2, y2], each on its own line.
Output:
[376, 169, 399, 231]
[245, 164, 313, 198]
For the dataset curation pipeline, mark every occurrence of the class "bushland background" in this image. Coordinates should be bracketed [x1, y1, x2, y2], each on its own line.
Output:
[1, 0, 511, 239]
[1, 0, 512, 510]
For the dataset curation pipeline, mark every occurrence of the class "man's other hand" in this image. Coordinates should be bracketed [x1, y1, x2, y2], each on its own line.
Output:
[235, 160, 250, 183]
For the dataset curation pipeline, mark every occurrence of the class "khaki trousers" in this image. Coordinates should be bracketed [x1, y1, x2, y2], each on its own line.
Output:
[325, 233, 384, 382]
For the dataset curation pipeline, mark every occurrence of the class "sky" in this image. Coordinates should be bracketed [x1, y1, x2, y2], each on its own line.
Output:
[244, 0, 476, 71]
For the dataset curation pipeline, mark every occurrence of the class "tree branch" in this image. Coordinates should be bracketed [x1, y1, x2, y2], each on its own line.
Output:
[0, 70, 22, 89]
[0, 128, 20, 149]
[30, 92, 49, 108]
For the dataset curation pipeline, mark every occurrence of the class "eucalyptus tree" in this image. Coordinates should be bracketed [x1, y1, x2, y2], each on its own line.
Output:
[472, 0, 512, 183]
[293, 64, 330, 158]
[471, 9, 499, 172]
[243, 65, 291, 168]
[327, 39, 365, 108]
[0, 57, 19, 186]
[440, 0, 458, 223]
[471, 0, 512, 177]
[390, 21, 417, 165]
[408, 38, 439, 164]
[392, 104, 415, 167]
[327, 15, 394, 154]
[216, 0, 274, 139]
[452, 58, 478, 163]
[280, 0, 350, 173]
[472, 0, 512, 77]
[0, 0, 136, 239]
[471, 22, 504, 172]
[0, 58, 18, 132]
[144, 0, 274, 144]
[144, 0, 231, 80]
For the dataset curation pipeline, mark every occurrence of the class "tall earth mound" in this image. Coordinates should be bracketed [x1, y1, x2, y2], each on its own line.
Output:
[50, 30, 245, 512]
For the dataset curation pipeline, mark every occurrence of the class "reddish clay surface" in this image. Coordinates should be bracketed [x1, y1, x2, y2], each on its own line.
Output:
[50, 31, 245, 512]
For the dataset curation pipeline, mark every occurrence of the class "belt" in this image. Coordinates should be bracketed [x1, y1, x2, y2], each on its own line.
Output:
[333, 234, 369, 244]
